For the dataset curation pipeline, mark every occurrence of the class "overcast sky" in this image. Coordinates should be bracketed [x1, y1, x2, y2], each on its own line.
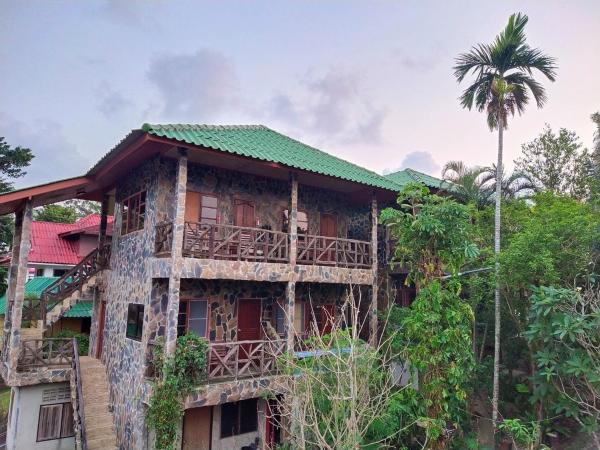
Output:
[1, 0, 599, 188]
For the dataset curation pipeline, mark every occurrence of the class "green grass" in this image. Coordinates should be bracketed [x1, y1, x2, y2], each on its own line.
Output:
[0, 388, 11, 416]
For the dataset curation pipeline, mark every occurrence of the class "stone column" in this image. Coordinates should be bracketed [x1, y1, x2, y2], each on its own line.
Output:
[98, 193, 110, 248]
[5, 200, 33, 374]
[369, 195, 378, 345]
[165, 148, 188, 355]
[286, 173, 298, 352]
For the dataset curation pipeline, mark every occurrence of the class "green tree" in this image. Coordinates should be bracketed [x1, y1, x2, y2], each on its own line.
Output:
[454, 12, 557, 426]
[34, 204, 77, 223]
[590, 112, 600, 202]
[515, 125, 591, 199]
[64, 199, 101, 218]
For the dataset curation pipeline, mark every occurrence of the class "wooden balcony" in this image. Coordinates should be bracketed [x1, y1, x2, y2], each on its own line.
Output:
[297, 234, 371, 268]
[155, 221, 373, 269]
[17, 338, 74, 372]
[146, 338, 286, 382]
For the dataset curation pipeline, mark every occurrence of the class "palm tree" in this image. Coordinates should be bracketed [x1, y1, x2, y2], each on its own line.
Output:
[453, 13, 556, 429]
[442, 160, 536, 208]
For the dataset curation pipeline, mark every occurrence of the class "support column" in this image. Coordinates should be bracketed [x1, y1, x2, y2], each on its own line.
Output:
[98, 193, 110, 248]
[165, 148, 188, 355]
[5, 200, 33, 374]
[369, 195, 378, 345]
[286, 173, 298, 352]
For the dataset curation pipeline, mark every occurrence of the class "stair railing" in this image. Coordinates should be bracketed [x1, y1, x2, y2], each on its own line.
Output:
[40, 243, 111, 328]
[71, 338, 88, 450]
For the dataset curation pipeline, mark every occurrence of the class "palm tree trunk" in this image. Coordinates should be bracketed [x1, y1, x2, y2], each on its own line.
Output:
[492, 115, 504, 430]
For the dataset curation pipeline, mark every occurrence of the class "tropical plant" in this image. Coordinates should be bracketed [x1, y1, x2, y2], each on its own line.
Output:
[515, 125, 591, 199]
[441, 160, 535, 207]
[380, 183, 478, 288]
[34, 204, 77, 223]
[454, 12, 557, 426]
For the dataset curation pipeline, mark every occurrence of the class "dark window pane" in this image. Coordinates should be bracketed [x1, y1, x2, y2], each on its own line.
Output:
[275, 303, 285, 335]
[188, 301, 208, 337]
[239, 399, 258, 434]
[126, 304, 144, 340]
[221, 402, 238, 438]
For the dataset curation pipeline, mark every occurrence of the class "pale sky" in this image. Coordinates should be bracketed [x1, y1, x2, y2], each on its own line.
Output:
[1, 0, 599, 188]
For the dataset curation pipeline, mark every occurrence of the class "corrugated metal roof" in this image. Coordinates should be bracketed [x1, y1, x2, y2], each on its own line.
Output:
[63, 300, 92, 318]
[384, 168, 447, 189]
[142, 124, 402, 191]
[0, 277, 58, 314]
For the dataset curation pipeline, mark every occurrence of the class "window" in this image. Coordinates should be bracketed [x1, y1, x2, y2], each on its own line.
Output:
[221, 399, 258, 438]
[274, 302, 285, 335]
[177, 299, 209, 338]
[37, 402, 74, 442]
[282, 210, 308, 233]
[53, 269, 67, 277]
[42, 387, 70, 402]
[35, 268, 44, 277]
[200, 195, 218, 224]
[122, 191, 146, 235]
[126, 303, 144, 341]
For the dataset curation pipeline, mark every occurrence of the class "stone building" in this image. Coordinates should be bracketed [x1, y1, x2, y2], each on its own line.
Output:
[0, 124, 441, 450]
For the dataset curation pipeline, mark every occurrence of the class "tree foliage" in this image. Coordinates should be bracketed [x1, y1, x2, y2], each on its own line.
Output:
[515, 125, 591, 199]
[34, 204, 77, 223]
[0, 136, 34, 193]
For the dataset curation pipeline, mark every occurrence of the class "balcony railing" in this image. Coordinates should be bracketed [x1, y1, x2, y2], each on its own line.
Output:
[155, 221, 372, 269]
[146, 338, 286, 382]
[17, 338, 74, 371]
[297, 234, 371, 268]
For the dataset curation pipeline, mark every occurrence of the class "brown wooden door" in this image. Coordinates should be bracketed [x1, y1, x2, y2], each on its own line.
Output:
[96, 300, 107, 359]
[320, 214, 337, 262]
[234, 200, 255, 227]
[182, 407, 212, 450]
[185, 191, 201, 222]
[237, 299, 262, 369]
[318, 304, 335, 335]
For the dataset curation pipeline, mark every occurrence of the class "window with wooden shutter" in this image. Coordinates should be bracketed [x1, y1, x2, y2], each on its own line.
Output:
[122, 191, 146, 235]
[37, 402, 74, 442]
[185, 192, 219, 224]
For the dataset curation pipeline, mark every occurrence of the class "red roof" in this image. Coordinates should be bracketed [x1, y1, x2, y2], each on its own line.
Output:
[1, 214, 114, 266]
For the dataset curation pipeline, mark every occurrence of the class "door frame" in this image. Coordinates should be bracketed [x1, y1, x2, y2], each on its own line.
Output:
[234, 198, 256, 227]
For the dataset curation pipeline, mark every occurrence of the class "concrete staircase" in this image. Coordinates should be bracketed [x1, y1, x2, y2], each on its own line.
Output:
[79, 356, 117, 450]
[45, 276, 96, 329]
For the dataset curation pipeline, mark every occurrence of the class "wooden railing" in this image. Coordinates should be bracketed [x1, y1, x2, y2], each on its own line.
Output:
[208, 339, 286, 380]
[40, 244, 111, 326]
[182, 223, 289, 263]
[297, 235, 372, 268]
[71, 338, 88, 450]
[17, 338, 74, 371]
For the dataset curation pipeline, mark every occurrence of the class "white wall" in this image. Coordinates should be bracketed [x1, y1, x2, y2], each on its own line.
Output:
[6, 382, 75, 450]
[28, 264, 74, 279]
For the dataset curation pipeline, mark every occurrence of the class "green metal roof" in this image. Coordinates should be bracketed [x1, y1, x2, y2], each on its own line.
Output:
[142, 124, 402, 191]
[384, 168, 447, 190]
[63, 301, 92, 318]
[0, 277, 58, 315]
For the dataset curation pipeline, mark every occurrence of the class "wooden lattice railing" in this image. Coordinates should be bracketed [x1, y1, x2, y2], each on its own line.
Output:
[17, 338, 74, 371]
[182, 222, 290, 263]
[297, 234, 372, 268]
[40, 244, 111, 326]
[208, 339, 286, 380]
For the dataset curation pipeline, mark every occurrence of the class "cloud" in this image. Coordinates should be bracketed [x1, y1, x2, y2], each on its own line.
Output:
[97, 0, 163, 30]
[266, 71, 386, 145]
[96, 82, 131, 118]
[147, 49, 237, 121]
[394, 45, 441, 73]
[384, 151, 441, 176]
[0, 113, 90, 188]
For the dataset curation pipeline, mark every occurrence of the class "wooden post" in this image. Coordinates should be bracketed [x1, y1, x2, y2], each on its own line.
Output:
[165, 148, 188, 355]
[286, 173, 298, 352]
[369, 195, 378, 345]
[5, 200, 33, 375]
[98, 193, 110, 248]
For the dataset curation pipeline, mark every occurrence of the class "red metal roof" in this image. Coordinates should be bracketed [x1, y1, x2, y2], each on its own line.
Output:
[0, 214, 115, 266]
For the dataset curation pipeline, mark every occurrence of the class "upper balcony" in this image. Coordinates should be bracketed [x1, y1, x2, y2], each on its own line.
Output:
[154, 221, 372, 270]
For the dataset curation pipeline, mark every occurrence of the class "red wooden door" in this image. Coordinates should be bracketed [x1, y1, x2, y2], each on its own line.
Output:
[319, 214, 337, 262]
[235, 200, 255, 227]
[96, 300, 107, 359]
[318, 304, 335, 335]
[237, 299, 262, 369]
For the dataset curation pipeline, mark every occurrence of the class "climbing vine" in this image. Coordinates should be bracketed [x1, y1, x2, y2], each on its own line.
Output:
[147, 333, 208, 450]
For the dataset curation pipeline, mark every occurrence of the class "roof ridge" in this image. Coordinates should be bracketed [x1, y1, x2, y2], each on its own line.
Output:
[142, 123, 266, 131]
